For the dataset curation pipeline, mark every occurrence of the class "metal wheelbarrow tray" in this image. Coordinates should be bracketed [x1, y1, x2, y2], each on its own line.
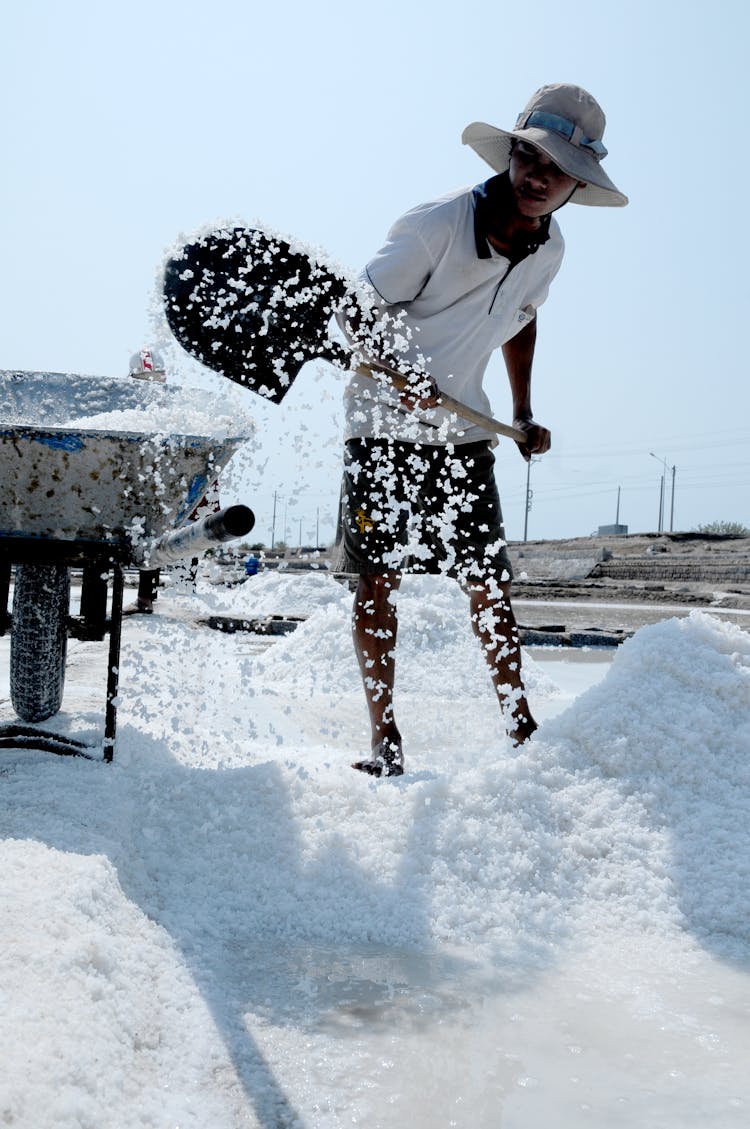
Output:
[0, 370, 255, 760]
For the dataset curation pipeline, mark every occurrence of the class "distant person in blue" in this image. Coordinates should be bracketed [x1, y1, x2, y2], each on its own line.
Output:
[244, 554, 260, 577]
[337, 84, 627, 776]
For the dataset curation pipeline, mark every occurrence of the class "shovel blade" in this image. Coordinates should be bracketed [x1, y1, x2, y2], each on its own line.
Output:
[163, 226, 351, 403]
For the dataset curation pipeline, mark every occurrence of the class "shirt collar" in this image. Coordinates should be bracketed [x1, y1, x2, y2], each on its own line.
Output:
[472, 171, 551, 261]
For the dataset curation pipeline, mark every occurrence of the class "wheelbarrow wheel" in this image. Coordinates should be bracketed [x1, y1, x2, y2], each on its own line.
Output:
[10, 564, 71, 723]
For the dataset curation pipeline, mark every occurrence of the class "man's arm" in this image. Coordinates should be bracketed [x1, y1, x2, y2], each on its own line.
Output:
[501, 317, 551, 460]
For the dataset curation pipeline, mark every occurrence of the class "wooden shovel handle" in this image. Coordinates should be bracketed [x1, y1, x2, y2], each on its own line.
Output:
[357, 362, 528, 444]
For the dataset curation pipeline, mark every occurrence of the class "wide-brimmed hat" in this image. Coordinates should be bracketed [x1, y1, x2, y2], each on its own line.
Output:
[462, 83, 627, 208]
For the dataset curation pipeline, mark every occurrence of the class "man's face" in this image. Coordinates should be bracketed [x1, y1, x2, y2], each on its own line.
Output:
[508, 141, 585, 218]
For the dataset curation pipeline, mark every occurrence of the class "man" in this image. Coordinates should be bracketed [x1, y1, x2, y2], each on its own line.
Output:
[337, 83, 627, 777]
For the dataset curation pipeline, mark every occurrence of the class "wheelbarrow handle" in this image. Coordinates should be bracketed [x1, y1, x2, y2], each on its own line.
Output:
[353, 358, 528, 444]
[136, 505, 255, 568]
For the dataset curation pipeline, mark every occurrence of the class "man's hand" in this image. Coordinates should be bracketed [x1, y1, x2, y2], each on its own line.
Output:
[399, 374, 441, 412]
[513, 417, 551, 461]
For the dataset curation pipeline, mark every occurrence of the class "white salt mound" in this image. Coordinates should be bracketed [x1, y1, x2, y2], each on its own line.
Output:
[2, 584, 750, 1128]
[253, 573, 559, 700]
[63, 404, 241, 438]
[543, 611, 750, 952]
[230, 569, 350, 617]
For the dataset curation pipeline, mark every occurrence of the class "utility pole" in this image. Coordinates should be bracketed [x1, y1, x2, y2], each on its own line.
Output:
[669, 464, 677, 531]
[523, 458, 539, 542]
[316, 507, 320, 549]
[658, 474, 665, 532]
[270, 490, 277, 549]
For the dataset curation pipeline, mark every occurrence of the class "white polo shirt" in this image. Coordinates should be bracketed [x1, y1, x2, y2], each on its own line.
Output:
[342, 182, 565, 445]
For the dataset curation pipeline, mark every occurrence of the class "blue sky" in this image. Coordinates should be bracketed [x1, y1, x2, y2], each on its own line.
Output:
[2, 0, 748, 544]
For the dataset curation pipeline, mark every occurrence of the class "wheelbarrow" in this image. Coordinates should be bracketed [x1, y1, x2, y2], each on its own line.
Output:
[0, 369, 255, 761]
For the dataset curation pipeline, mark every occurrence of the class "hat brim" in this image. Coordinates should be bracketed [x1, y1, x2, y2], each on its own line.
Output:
[461, 122, 628, 208]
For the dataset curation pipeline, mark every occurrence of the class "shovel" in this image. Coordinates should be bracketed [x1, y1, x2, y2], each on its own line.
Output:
[163, 226, 527, 444]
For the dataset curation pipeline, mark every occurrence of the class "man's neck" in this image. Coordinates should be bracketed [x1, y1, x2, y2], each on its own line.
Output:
[486, 212, 543, 259]
[472, 172, 551, 262]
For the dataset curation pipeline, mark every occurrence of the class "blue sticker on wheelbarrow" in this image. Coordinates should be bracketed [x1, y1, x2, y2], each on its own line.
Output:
[32, 432, 85, 452]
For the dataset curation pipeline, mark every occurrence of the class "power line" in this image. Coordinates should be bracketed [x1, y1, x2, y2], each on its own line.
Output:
[538, 434, 750, 460]
[502, 477, 750, 505]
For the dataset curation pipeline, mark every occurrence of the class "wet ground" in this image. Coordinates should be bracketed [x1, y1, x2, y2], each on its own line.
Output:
[515, 593, 750, 637]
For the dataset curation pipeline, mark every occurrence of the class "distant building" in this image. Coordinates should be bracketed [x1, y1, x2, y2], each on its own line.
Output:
[597, 523, 628, 536]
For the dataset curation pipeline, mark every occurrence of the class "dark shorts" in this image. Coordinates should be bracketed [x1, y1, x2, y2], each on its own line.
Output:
[334, 438, 513, 584]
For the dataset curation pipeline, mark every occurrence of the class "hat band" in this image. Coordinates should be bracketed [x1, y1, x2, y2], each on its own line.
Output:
[515, 109, 608, 160]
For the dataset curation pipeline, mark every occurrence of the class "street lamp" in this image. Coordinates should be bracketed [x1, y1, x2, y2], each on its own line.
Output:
[523, 457, 540, 542]
[649, 453, 676, 532]
[649, 452, 665, 531]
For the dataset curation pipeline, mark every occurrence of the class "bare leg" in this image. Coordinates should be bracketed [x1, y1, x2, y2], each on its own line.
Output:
[351, 571, 404, 776]
[467, 580, 537, 745]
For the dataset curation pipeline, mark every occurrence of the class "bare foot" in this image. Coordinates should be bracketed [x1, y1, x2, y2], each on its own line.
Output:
[352, 736, 404, 777]
[507, 712, 538, 747]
